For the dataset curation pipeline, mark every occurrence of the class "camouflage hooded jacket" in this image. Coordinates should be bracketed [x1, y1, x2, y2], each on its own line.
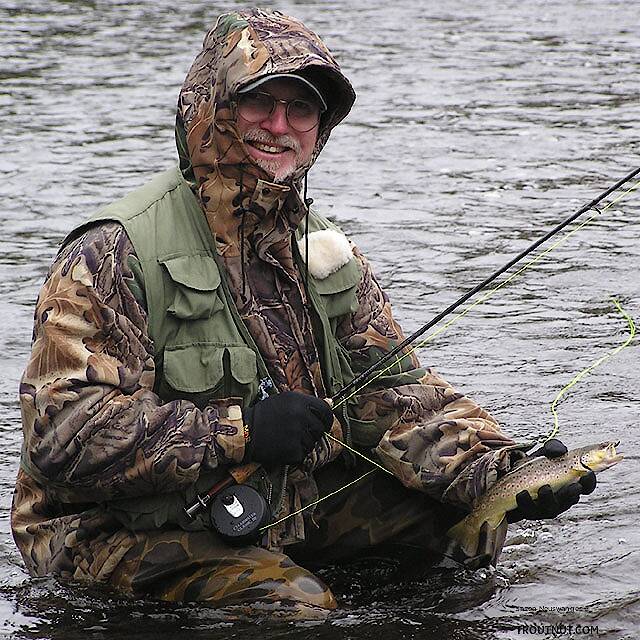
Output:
[12, 9, 521, 579]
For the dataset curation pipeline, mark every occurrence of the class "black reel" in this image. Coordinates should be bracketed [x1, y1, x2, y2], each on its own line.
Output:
[209, 484, 271, 546]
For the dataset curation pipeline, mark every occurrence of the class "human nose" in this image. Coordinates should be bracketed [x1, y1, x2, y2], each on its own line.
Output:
[261, 100, 290, 136]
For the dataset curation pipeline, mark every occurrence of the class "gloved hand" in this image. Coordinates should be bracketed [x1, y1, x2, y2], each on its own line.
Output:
[243, 391, 334, 467]
[506, 439, 597, 523]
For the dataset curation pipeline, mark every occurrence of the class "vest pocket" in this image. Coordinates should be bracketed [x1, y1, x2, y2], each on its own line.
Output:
[164, 343, 258, 397]
[314, 257, 361, 319]
[161, 254, 224, 320]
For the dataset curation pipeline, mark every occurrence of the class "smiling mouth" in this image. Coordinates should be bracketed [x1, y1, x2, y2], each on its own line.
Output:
[246, 140, 292, 155]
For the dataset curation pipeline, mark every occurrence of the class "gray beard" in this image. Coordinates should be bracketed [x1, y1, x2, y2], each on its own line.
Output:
[242, 128, 307, 183]
[252, 157, 294, 183]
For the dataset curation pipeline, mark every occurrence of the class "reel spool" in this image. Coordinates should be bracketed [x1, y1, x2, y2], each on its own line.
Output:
[209, 484, 271, 545]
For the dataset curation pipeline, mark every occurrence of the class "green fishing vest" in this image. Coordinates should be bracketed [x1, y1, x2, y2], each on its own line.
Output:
[70, 167, 361, 409]
[65, 167, 361, 530]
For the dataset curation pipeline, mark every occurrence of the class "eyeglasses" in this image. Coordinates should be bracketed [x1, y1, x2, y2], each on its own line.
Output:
[236, 91, 325, 133]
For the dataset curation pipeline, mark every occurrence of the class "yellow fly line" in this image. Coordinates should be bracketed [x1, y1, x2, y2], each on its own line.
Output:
[265, 301, 637, 531]
[545, 298, 636, 442]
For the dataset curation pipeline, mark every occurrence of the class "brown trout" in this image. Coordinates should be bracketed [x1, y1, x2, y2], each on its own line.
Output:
[447, 441, 623, 559]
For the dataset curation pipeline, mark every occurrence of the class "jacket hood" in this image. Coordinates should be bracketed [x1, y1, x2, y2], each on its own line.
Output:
[175, 8, 355, 253]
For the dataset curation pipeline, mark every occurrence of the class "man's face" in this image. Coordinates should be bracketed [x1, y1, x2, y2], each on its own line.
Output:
[235, 78, 320, 183]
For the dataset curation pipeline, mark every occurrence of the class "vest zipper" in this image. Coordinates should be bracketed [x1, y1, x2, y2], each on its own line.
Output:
[275, 464, 289, 515]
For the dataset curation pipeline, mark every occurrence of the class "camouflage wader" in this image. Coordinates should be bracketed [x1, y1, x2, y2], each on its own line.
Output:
[107, 462, 462, 618]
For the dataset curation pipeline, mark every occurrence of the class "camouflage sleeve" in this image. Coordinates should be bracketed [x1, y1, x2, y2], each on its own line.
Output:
[19, 223, 246, 503]
[335, 246, 524, 509]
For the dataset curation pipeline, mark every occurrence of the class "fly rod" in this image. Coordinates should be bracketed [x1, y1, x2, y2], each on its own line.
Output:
[332, 165, 640, 404]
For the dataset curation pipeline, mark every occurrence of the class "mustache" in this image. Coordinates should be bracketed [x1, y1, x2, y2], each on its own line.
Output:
[242, 128, 301, 154]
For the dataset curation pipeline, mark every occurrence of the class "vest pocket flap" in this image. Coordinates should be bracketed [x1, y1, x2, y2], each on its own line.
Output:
[161, 255, 221, 291]
[164, 344, 225, 393]
[313, 257, 361, 295]
[227, 346, 258, 384]
[314, 258, 361, 318]
[164, 344, 258, 393]
[162, 255, 223, 320]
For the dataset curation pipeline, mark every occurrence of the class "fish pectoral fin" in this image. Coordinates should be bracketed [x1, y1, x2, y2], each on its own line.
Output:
[477, 516, 508, 567]
[446, 517, 479, 559]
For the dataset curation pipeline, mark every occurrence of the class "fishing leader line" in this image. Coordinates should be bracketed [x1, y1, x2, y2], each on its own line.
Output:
[262, 169, 640, 532]
[544, 298, 636, 444]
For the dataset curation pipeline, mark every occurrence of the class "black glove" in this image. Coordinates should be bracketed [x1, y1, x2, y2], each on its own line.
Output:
[243, 391, 334, 467]
[506, 439, 597, 523]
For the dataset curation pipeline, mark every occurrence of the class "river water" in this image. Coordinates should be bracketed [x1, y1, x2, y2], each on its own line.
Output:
[1, 1, 639, 638]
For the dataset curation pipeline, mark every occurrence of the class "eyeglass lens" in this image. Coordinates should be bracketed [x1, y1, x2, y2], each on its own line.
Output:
[237, 92, 321, 132]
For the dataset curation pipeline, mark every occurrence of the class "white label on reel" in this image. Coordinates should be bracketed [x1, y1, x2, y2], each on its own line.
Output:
[224, 495, 245, 518]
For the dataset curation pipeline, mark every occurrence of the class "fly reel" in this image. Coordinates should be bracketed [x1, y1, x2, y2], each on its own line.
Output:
[209, 484, 271, 545]
[184, 470, 271, 546]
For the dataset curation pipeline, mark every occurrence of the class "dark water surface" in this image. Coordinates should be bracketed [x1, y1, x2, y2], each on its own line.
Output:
[1, 1, 639, 638]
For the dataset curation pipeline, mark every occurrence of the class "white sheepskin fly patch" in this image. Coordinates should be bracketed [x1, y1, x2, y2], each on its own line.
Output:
[297, 229, 353, 279]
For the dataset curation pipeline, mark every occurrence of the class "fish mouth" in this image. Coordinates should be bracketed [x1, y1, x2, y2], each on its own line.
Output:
[602, 440, 623, 463]
[580, 441, 623, 471]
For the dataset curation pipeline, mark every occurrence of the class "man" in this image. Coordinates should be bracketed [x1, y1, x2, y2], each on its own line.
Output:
[12, 8, 594, 619]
